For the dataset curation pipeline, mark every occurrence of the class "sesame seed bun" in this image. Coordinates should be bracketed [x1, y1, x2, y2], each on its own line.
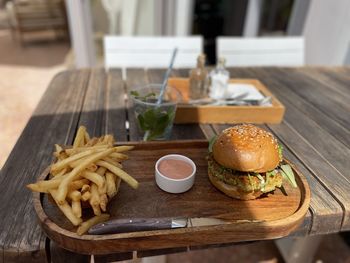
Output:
[212, 124, 280, 173]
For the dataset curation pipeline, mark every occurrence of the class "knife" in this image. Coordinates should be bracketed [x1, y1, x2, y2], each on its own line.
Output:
[88, 217, 227, 235]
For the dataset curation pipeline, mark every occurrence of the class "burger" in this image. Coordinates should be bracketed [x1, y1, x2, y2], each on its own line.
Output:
[207, 124, 296, 200]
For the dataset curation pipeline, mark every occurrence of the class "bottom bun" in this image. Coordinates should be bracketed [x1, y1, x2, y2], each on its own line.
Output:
[208, 171, 263, 200]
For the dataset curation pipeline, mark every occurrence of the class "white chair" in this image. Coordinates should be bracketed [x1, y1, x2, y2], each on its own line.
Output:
[216, 37, 304, 67]
[104, 36, 203, 69]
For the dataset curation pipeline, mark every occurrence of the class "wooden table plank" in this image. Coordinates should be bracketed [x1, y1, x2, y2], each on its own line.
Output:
[78, 69, 127, 141]
[268, 122, 350, 231]
[238, 68, 350, 149]
[105, 69, 128, 141]
[145, 68, 167, 83]
[295, 67, 350, 98]
[278, 67, 350, 110]
[231, 68, 350, 173]
[255, 67, 350, 130]
[331, 67, 350, 85]
[274, 98, 350, 180]
[268, 127, 343, 235]
[0, 70, 91, 262]
[77, 68, 107, 137]
[76, 68, 128, 141]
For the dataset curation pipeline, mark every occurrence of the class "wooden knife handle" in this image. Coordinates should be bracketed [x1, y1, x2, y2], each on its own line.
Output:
[88, 218, 173, 235]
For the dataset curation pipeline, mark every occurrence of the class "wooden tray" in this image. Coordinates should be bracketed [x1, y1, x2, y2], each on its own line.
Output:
[168, 78, 285, 124]
[33, 140, 310, 255]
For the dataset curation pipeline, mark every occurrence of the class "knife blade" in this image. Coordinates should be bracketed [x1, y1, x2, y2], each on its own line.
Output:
[88, 217, 228, 235]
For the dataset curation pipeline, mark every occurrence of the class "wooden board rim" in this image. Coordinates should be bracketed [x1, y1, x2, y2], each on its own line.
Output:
[32, 140, 310, 254]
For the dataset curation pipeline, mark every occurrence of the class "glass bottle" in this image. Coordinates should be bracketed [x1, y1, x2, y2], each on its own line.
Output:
[209, 57, 230, 99]
[189, 54, 209, 99]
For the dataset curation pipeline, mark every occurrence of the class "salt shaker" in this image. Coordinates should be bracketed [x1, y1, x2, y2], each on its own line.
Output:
[209, 58, 230, 100]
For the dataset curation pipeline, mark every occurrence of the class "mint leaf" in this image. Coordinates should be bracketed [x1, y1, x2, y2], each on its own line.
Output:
[137, 114, 147, 130]
[131, 90, 156, 101]
[208, 135, 217, 152]
[144, 92, 156, 99]
[280, 164, 297, 188]
[130, 90, 140, 97]
[137, 107, 175, 141]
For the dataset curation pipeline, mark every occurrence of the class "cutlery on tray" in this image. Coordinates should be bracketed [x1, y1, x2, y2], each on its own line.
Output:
[182, 92, 272, 106]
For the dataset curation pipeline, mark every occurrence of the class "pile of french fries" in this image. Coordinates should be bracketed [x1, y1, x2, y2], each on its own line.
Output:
[27, 126, 138, 235]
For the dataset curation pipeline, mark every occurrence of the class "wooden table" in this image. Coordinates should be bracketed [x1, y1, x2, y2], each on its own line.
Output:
[1, 67, 349, 262]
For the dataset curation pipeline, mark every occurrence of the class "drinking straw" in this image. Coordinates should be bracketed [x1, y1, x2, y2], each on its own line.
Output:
[156, 47, 178, 105]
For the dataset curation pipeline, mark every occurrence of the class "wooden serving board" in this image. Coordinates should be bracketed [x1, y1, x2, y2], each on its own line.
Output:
[33, 140, 310, 255]
[168, 78, 285, 124]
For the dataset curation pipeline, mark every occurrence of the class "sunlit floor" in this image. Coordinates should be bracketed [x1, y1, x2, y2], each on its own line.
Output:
[0, 29, 68, 167]
[0, 29, 349, 263]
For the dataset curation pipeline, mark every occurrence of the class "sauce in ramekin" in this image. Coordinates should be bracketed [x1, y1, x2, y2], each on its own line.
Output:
[158, 159, 193, 180]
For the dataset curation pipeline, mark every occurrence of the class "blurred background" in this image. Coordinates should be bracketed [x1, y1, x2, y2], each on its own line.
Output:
[0, 0, 349, 262]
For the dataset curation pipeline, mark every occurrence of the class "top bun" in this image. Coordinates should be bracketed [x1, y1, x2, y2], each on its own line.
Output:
[212, 124, 280, 173]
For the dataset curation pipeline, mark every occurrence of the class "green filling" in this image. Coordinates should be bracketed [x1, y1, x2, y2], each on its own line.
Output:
[208, 155, 296, 193]
[255, 173, 265, 192]
[280, 164, 297, 188]
[208, 135, 217, 153]
[247, 173, 254, 191]
[276, 144, 297, 188]
[278, 144, 283, 160]
[208, 160, 262, 192]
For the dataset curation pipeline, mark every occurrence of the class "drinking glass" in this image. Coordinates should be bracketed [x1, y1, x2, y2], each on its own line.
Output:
[130, 84, 181, 141]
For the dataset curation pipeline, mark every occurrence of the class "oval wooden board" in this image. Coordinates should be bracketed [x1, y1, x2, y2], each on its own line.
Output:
[33, 140, 310, 255]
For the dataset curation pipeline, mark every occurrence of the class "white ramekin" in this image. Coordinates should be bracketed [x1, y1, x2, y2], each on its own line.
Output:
[155, 154, 196, 194]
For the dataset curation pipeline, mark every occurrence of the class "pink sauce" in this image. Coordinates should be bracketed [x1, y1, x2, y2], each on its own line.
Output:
[158, 159, 193, 179]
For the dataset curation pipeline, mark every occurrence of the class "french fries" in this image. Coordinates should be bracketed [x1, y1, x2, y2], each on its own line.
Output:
[96, 160, 138, 189]
[27, 126, 138, 235]
[49, 189, 82, 226]
[90, 183, 101, 216]
[81, 191, 91, 201]
[73, 126, 86, 149]
[105, 172, 117, 198]
[56, 149, 115, 204]
[82, 171, 105, 189]
[77, 214, 110, 236]
[51, 149, 99, 173]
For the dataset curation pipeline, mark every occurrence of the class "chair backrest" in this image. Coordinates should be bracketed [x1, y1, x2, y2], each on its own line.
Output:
[217, 37, 304, 67]
[104, 36, 203, 69]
